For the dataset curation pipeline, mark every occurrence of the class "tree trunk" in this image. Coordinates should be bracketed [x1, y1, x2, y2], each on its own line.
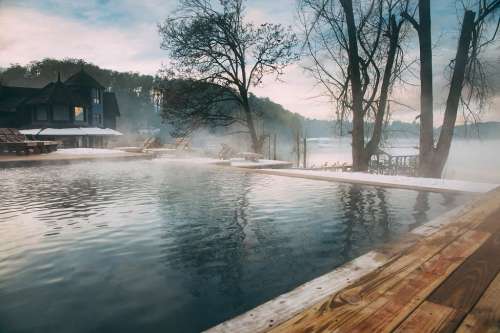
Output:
[417, 0, 436, 177]
[341, 0, 366, 171]
[429, 10, 475, 177]
[364, 15, 400, 166]
[240, 91, 261, 153]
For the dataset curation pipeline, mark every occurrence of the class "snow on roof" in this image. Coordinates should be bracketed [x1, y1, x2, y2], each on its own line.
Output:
[19, 127, 123, 136]
[19, 128, 43, 135]
[80, 127, 123, 136]
[378, 146, 419, 157]
[41, 128, 86, 136]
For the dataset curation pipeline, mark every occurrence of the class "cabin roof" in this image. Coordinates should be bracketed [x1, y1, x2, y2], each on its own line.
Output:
[23, 78, 86, 106]
[19, 127, 123, 136]
[64, 69, 105, 89]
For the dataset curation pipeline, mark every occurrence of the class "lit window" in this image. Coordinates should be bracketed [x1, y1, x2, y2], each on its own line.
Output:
[74, 107, 85, 121]
[53, 105, 70, 121]
[92, 88, 101, 104]
[35, 105, 48, 121]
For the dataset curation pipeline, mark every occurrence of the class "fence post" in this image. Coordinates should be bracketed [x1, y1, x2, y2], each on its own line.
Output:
[296, 131, 300, 167]
[273, 133, 277, 160]
[303, 136, 307, 169]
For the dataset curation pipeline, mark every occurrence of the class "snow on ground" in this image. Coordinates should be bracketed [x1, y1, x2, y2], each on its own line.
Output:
[153, 157, 225, 165]
[149, 155, 498, 193]
[153, 156, 292, 168]
[229, 158, 293, 169]
[53, 148, 128, 155]
[258, 169, 499, 193]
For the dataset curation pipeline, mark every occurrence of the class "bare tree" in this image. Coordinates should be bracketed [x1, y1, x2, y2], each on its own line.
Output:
[299, 0, 409, 171]
[155, 78, 244, 137]
[158, 0, 298, 152]
[404, 0, 500, 177]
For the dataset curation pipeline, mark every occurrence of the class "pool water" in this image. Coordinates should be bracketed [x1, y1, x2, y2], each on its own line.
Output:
[0, 160, 470, 332]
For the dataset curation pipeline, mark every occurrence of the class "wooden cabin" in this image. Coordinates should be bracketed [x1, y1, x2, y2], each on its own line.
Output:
[0, 69, 121, 147]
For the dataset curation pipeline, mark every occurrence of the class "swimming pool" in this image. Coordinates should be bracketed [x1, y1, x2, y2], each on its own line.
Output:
[0, 160, 471, 332]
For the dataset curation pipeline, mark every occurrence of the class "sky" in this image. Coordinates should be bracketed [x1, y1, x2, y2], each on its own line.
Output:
[0, 0, 499, 122]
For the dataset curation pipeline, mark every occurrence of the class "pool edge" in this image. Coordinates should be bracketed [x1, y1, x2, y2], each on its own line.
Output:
[204, 186, 500, 333]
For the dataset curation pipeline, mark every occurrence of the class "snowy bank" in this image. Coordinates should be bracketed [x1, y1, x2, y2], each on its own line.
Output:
[153, 156, 292, 169]
[53, 148, 128, 155]
[229, 158, 293, 169]
[253, 169, 498, 193]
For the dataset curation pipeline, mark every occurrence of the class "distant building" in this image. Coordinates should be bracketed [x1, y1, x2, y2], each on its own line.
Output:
[0, 69, 121, 147]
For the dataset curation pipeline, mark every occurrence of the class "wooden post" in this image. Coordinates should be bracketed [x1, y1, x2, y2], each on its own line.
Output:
[303, 136, 307, 169]
[376, 153, 380, 174]
[268, 134, 271, 159]
[296, 131, 300, 167]
[273, 133, 277, 160]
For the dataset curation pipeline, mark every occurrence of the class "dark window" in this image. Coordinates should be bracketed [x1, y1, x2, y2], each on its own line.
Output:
[74, 106, 85, 121]
[35, 105, 48, 121]
[53, 105, 70, 121]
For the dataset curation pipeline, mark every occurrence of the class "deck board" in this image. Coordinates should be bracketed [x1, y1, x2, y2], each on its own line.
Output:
[268, 230, 489, 333]
[456, 272, 500, 333]
[265, 188, 500, 333]
[425, 231, 500, 332]
[393, 301, 457, 333]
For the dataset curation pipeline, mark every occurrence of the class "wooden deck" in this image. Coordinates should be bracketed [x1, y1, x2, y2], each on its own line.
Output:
[265, 187, 500, 333]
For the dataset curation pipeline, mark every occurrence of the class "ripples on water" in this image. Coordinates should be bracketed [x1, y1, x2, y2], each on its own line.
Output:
[0, 160, 470, 332]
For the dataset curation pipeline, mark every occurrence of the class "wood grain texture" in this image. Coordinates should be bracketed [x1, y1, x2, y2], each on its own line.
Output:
[427, 231, 500, 332]
[475, 207, 500, 234]
[336, 230, 489, 333]
[268, 229, 490, 333]
[456, 272, 500, 333]
[393, 301, 456, 333]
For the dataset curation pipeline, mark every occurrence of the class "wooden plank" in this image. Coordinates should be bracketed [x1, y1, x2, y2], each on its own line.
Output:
[267, 244, 442, 333]
[475, 207, 500, 234]
[393, 301, 456, 333]
[327, 230, 489, 333]
[456, 272, 500, 333]
[426, 231, 500, 332]
[204, 251, 389, 333]
[268, 229, 490, 333]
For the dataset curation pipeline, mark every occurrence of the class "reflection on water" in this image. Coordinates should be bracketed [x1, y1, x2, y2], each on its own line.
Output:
[0, 160, 471, 332]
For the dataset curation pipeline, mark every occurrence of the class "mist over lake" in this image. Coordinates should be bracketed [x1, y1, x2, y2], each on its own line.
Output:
[305, 138, 500, 183]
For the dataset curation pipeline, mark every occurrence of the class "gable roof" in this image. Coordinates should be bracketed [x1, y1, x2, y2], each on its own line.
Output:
[24, 78, 86, 106]
[103, 92, 120, 116]
[64, 69, 105, 89]
[0, 86, 40, 113]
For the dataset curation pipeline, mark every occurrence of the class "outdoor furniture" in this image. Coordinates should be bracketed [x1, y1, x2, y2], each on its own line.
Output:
[143, 136, 161, 149]
[0, 128, 59, 155]
[218, 144, 237, 160]
[371, 146, 419, 176]
[237, 152, 263, 162]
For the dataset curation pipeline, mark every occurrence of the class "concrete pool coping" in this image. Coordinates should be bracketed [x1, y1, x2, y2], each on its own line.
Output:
[241, 168, 497, 194]
[205, 186, 500, 333]
[154, 157, 496, 194]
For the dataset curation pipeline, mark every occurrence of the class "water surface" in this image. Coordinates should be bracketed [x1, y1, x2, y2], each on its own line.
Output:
[0, 160, 470, 332]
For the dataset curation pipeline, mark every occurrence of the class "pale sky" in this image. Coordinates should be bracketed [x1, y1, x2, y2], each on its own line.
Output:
[0, 0, 499, 122]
